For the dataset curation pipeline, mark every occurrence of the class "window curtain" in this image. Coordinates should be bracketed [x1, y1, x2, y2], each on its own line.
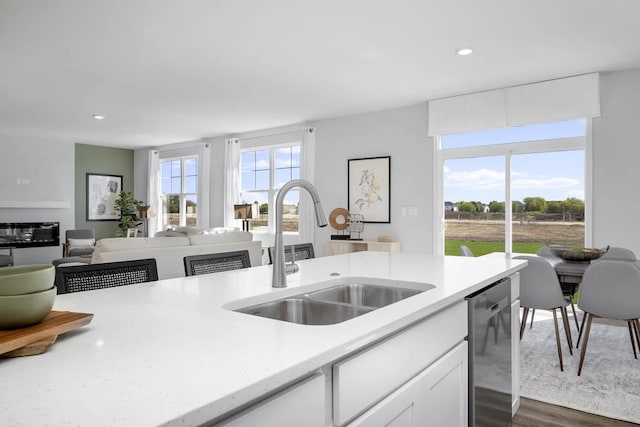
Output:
[298, 127, 316, 244]
[197, 142, 211, 229]
[147, 149, 160, 236]
[428, 73, 600, 136]
[224, 138, 241, 228]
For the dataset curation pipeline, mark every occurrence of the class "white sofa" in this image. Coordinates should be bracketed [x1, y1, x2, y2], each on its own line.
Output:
[91, 232, 262, 280]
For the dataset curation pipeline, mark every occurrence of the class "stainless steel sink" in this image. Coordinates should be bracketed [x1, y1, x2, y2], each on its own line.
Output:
[236, 298, 372, 325]
[305, 283, 422, 308]
[230, 277, 434, 325]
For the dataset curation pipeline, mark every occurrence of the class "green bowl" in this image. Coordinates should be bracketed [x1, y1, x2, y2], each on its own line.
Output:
[0, 286, 56, 329]
[0, 264, 55, 296]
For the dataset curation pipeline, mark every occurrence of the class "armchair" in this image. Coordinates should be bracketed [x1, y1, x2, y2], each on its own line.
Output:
[63, 230, 96, 257]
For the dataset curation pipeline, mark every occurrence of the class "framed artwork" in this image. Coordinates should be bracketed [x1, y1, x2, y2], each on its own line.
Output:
[86, 173, 122, 221]
[348, 156, 391, 223]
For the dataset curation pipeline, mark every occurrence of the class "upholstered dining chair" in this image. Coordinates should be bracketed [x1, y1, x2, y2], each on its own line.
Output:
[531, 245, 581, 332]
[183, 250, 251, 276]
[55, 258, 158, 294]
[577, 246, 638, 349]
[0, 247, 15, 267]
[267, 243, 315, 265]
[515, 255, 574, 371]
[459, 245, 474, 257]
[598, 246, 636, 262]
[576, 259, 640, 375]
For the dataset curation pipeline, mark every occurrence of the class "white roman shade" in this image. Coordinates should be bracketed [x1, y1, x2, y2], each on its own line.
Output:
[428, 73, 600, 136]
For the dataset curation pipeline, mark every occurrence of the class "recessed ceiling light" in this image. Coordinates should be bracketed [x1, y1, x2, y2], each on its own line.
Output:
[92, 114, 105, 120]
[456, 48, 473, 56]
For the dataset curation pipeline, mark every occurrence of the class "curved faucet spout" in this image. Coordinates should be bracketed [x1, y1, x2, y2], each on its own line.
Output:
[272, 179, 327, 288]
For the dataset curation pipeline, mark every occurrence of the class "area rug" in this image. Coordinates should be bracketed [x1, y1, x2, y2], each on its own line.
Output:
[520, 318, 640, 423]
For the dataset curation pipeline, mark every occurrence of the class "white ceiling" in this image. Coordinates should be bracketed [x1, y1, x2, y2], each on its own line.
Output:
[2, 0, 640, 149]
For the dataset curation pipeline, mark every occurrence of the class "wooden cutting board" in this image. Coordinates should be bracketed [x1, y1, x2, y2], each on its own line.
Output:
[0, 311, 93, 358]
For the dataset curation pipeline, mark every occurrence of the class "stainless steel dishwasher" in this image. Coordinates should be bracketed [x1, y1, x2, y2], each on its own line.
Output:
[466, 277, 512, 427]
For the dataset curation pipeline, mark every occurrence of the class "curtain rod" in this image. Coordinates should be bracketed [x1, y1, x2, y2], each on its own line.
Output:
[232, 127, 313, 142]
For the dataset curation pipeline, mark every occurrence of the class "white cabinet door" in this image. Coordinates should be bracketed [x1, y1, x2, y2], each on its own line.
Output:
[349, 342, 468, 427]
[219, 374, 325, 427]
[422, 341, 468, 427]
[348, 374, 422, 427]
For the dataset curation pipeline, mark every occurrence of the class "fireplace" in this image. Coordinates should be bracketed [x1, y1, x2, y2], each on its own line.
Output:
[0, 222, 60, 248]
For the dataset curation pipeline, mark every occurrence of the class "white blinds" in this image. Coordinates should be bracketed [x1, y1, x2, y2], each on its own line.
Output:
[428, 73, 600, 136]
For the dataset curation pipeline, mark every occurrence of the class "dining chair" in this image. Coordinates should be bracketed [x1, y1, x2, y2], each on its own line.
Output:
[515, 255, 574, 371]
[576, 259, 640, 375]
[576, 246, 638, 348]
[55, 258, 158, 294]
[267, 243, 315, 265]
[598, 246, 636, 261]
[183, 250, 251, 276]
[459, 245, 474, 257]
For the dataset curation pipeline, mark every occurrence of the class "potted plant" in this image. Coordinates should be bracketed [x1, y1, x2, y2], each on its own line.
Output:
[114, 191, 143, 237]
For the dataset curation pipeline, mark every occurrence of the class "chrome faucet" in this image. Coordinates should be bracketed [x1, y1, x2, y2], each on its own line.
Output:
[272, 179, 327, 288]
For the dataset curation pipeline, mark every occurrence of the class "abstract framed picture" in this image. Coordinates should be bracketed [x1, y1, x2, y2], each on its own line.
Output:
[86, 173, 122, 221]
[348, 156, 391, 223]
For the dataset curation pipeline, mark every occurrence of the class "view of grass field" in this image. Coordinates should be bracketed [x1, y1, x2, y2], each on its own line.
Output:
[445, 219, 585, 256]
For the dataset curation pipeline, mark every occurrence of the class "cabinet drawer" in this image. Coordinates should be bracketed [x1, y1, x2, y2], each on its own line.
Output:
[218, 374, 325, 427]
[333, 301, 467, 425]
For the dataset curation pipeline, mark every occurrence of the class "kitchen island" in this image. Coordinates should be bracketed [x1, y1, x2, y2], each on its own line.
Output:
[0, 251, 525, 426]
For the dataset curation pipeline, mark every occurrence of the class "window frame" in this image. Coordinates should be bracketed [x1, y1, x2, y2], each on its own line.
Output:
[160, 155, 199, 228]
[433, 120, 592, 255]
[240, 141, 301, 235]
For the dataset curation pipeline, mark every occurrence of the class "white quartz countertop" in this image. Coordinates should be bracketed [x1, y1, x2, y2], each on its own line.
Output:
[0, 252, 525, 426]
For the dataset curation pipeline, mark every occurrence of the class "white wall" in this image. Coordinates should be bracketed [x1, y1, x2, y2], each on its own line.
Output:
[311, 103, 433, 255]
[0, 135, 75, 264]
[592, 68, 640, 255]
[131, 67, 640, 259]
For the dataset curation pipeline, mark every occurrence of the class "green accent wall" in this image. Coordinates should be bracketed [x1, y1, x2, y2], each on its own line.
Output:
[75, 144, 135, 239]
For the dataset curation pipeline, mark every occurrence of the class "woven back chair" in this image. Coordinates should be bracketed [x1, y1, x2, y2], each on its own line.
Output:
[183, 250, 251, 276]
[267, 243, 315, 265]
[55, 259, 158, 294]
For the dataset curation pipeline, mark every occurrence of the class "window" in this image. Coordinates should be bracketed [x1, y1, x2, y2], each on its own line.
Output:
[438, 119, 588, 256]
[160, 156, 198, 227]
[240, 143, 301, 233]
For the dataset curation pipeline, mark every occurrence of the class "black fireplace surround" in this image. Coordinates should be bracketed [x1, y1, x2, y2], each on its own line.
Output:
[0, 222, 60, 248]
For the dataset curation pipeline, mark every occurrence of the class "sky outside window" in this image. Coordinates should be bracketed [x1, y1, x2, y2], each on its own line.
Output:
[442, 119, 585, 204]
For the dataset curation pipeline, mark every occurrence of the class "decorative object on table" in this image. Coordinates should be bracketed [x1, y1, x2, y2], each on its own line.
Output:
[136, 204, 157, 238]
[347, 213, 364, 240]
[86, 173, 123, 221]
[234, 204, 253, 232]
[0, 311, 94, 358]
[329, 207, 351, 240]
[348, 156, 390, 223]
[126, 228, 138, 238]
[0, 264, 56, 329]
[547, 244, 608, 262]
[113, 191, 143, 237]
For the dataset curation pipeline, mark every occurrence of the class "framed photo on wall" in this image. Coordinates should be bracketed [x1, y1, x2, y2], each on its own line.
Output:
[86, 173, 122, 221]
[348, 156, 391, 223]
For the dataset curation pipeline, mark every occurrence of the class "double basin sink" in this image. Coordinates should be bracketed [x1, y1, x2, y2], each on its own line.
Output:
[233, 278, 434, 325]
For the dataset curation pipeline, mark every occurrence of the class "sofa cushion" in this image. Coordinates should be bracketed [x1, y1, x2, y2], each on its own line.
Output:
[188, 232, 253, 246]
[154, 230, 188, 237]
[96, 237, 190, 252]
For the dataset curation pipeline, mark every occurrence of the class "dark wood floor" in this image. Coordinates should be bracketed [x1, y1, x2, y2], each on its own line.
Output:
[513, 397, 639, 427]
